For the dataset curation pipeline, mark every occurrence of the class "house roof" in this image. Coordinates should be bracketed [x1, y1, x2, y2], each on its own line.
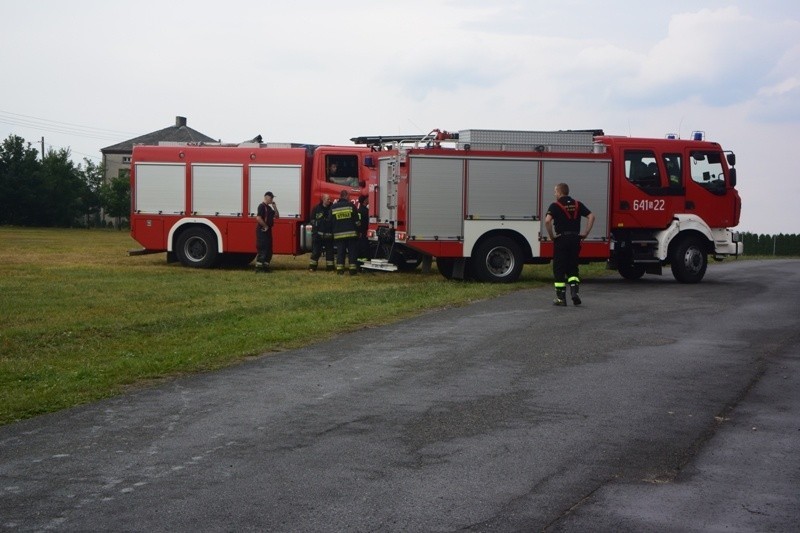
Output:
[101, 116, 218, 154]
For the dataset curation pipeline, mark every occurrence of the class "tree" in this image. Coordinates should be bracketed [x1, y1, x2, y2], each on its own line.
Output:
[78, 158, 105, 227]
[0, 135, 42, 225]
[39, 147, 87, 227]
[101, 174, 130, 228]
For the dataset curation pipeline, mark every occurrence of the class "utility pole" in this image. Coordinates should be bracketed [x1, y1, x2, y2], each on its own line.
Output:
[41, 137, 45, 160]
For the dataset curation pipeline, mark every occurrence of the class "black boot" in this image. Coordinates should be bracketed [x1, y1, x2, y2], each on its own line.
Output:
[553, 289, 567, 306]
[570, 284, 581, 305]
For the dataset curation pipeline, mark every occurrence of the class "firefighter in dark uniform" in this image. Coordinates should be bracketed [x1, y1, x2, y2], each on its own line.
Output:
[544, 183, 595, 305]
[331, 190, 360, 275]
[308, 194, 335, 271]
[356, 195, 370, 268]
[255, 191, 278, 273]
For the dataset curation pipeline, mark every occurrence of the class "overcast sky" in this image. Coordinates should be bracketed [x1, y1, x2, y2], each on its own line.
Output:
[2, 0, 798, 235]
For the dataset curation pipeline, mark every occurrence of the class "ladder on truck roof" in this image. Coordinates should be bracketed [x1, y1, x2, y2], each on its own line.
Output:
[350, 129, 459, 149]
[351, 128, 605, 153]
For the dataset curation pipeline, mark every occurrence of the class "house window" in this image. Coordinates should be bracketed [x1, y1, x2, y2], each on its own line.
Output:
[122, 156, 132, 164]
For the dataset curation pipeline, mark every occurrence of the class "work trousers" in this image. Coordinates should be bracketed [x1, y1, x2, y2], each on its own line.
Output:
[335, 238, 358, 273]
[356, 234, 370, 262]
[310, 234, 334, 268]
[255, 227, 273, 264]
[553, 234, 581, 286]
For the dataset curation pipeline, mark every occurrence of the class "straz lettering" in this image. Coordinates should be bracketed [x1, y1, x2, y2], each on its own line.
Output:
[633, 199, 665, 211]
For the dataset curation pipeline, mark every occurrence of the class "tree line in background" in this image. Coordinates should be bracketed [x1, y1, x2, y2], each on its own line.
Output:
[740, 232, 800, 256]
[0, 134, 129, 228]
[1, 132, 799, 255]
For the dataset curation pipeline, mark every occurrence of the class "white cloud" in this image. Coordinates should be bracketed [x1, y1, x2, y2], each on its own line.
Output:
[615, 7, 800, 108]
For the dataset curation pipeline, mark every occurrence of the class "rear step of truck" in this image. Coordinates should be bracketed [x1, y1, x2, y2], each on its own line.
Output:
[359, 259, 398, 272]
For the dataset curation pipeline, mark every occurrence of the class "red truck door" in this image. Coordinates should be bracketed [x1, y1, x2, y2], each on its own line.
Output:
[611, 146, 680, 230]
[310, 148, 369, 206]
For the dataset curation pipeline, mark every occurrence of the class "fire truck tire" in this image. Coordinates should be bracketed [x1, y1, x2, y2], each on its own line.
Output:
[618, 263, 646, 280]
[472, 236, 523, 283]
[175, 227, 219, 268]
[670, 237, 707, 283]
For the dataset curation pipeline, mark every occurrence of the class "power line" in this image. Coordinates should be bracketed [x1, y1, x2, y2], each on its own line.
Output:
[0, 110, 139, 141]
[36, 139, 102, 162]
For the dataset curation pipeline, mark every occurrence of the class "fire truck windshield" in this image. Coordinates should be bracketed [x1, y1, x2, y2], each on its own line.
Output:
[690, 151, 727, 195]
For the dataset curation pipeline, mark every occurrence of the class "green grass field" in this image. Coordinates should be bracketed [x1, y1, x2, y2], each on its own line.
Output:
[1, 227, 595, 425]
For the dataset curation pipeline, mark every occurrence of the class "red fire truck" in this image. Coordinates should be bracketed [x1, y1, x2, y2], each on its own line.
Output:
[354, 128, 742, 283]
[129, 141, 372, 267]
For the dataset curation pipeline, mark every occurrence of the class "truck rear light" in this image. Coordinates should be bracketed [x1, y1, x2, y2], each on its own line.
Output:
[367, 229, 376, 239]
[395, 231, 407, 242]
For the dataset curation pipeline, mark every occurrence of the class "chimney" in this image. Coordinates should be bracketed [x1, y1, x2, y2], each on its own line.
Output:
[176, 116, 187, 128]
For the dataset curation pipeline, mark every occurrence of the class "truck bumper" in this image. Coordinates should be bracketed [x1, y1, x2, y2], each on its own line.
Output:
[713, 228, 743, 256]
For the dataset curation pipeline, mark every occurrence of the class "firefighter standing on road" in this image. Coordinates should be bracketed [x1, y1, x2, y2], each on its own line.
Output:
[331, 190, 360, 275]
[308, 194, 335, 271]
[545, 183, 595, 306]
[255, 191, 278, 273]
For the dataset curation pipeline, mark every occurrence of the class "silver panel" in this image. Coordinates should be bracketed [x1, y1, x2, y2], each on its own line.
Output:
[408, 157, 464, 239]
[191, 164, 242, 216]
[540, 160, 610, 240]
[249, 165, 302, 218]
[467, 158, 539, 220]
[459, 129, 595, 153]
[134, 163, 185, 214]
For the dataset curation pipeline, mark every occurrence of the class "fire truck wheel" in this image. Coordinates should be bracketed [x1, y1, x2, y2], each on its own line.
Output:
[175, 227, 219, 268]
[670, 237, 707, 283]
[472, 236, 523, 283]
[618, 263, 646, 280]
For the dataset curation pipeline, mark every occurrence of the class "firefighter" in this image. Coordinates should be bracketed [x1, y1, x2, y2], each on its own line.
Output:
[255, 191, 278, 272]
[331, 190, 359, 275]
[356, 195, 370, 268]
[308, 194, 335, 271]
[544, 183, 595, 306]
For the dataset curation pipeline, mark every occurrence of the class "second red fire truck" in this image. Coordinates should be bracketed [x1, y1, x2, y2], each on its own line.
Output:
[129, 141, 372, 268]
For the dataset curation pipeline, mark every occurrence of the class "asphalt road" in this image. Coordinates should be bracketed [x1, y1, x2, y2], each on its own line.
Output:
[1, 259, 798, 532]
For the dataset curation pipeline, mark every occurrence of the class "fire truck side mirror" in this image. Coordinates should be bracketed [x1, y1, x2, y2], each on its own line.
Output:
[726, 152, 736, 166]
[729, 167, 737, 187]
